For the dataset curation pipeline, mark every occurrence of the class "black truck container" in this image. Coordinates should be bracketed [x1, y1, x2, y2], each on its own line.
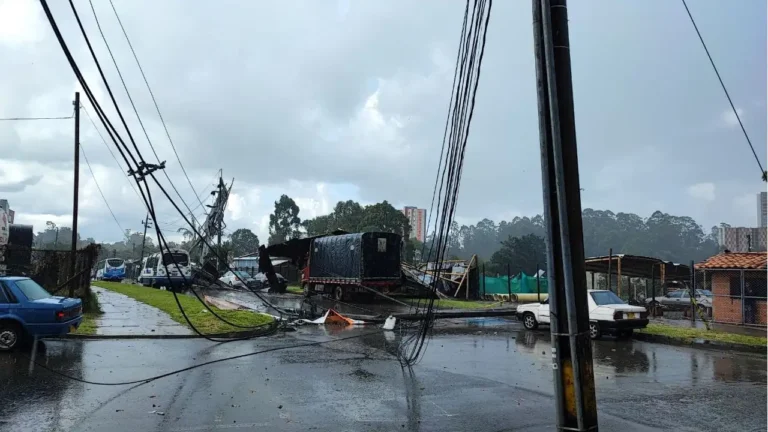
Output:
[304, 232, 402, 300]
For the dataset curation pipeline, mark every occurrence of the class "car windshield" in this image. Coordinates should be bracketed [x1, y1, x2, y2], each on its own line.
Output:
[234, 271, 251, 279]
[590, 290, 625, 306]
[697, 289, 713, 297]
[107, 259, 123, 267]
[162, 253, 189, 266]
[15, 279, 52, 301]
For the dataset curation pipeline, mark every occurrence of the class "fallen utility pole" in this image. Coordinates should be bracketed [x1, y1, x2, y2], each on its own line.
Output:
[532, 0, 598, 431]
[69, 91, 80, 298]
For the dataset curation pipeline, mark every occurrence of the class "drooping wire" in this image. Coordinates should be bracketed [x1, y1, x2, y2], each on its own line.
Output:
[80, 142, 126, 236]
[0, 107, 75, 121]
[40, 0, 288, 341]
[84, 0, 207, 226]
[105, 0, 207, 213]
[397, 0, 492, 366]
[680, 0, 766, 182]
[25, 330, 385, 386]
[81, 103, 145, 206]
[63, 0, 286, 318]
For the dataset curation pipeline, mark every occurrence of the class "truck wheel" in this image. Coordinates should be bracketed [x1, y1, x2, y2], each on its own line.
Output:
[0, 321, 23, 352]
[589, 322, 602, 340]
[522, 313, 538, 330]
[333, 285, 345, 301]
[302, 283, 310, 297]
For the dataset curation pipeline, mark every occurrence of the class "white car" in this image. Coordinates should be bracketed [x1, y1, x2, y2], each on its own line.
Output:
[516, 289, 649, 339]
[218, 270, 259, 289]
[645, 289, 712, 314]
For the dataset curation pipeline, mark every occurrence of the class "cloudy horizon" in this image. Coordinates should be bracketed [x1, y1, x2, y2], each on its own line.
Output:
[1, 0, 765, 245]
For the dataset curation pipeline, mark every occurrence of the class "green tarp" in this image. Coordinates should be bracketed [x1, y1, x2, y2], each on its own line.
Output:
[483, 272, 548, 295]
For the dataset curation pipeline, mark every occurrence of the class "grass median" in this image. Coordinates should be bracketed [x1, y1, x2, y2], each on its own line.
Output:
[93, 281, 274, 334]
[638, 323, 767, 347]
[405, 298, 506, 310]
[73, 313, 99, 335]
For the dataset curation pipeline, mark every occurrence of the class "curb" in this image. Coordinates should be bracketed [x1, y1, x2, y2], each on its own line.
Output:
[632, 331, 767, 355]
[57, 326, 293, 340]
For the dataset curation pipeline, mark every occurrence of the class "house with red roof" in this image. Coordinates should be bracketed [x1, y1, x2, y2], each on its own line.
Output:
[696, 251, 767, 326]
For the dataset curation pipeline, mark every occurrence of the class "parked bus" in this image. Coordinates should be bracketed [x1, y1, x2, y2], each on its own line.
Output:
[95, 258, 126, 282]
[138, 248, 192, 289]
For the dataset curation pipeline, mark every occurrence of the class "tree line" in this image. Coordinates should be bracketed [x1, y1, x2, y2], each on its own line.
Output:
[41, 195, 721, 271]
[428, 209, 721, 277]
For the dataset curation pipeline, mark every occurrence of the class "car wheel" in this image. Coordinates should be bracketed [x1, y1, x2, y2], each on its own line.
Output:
[522, 312, 538, 330]
[589, 322, 601, 340]
[0, 322, 22, 352]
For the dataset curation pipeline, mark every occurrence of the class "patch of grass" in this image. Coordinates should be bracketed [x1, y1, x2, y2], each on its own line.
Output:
[73, 313, 100, 335]
[638, 323, 767, 347]
[286, 285, 303, 295]
[405, 297, 506, 310]
[93, 281, 274, 334]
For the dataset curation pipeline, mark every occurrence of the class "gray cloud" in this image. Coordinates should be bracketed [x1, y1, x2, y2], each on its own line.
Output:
[0, 0, 765, 244]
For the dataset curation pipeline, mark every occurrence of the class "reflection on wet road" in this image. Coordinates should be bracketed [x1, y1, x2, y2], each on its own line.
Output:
[0, 321, 764, 431]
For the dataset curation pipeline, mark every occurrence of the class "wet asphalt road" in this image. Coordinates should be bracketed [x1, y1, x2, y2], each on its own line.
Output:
[0, 321, 765, 432]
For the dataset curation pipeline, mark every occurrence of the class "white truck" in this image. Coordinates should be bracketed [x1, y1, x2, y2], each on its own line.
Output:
[517, 289, 649, 340]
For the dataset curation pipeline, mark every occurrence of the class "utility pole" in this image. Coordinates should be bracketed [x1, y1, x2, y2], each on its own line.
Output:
[533, 1, 598, 431]
[69, 92, 80, 298]
[139, 214, 151, 266]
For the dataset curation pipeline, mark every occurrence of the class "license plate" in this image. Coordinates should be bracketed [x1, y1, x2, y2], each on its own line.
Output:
[626, 313, 636, 319]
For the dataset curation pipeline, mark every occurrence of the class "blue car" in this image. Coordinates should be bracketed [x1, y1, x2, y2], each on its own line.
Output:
[0, 276, 83, 351]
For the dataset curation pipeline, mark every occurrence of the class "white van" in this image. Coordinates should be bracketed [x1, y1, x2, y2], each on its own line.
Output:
[138, 249, 192, 289]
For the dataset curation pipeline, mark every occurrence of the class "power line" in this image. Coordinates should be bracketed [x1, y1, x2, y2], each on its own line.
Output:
[106, 0, 206, 212]
[42, 0, 285, 338]
[81, 103, 144, 204]
[84, 0, 206, 225]
[681, 0, 766, 181]
[26, 330, 383, 386]
[0, 107, 76, 121]
[80, 142, 127, 236]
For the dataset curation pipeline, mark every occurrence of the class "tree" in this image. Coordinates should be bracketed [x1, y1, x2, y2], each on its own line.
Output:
[359, 201, 411, 237]
[489, 234, 547, 276]
[303, 214, 334, 237]
[404, 238, 424, 263]
[268, 194, 301, 245]
[229, 228, 260, 257]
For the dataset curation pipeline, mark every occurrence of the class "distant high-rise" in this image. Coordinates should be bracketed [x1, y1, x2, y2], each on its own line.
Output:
[717, 226, 767, 252]
[402, 206, 427, 243]
[758, 192, 767, 228]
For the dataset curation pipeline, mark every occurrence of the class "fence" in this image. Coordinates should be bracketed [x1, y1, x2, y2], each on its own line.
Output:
[704, 269, 767, 327]
[482, 272, 549, 297]
[2, 244, 101, 310]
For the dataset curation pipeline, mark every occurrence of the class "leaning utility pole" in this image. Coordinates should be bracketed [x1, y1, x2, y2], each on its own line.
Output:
[69, 92, 80, 297]
[139, 214, 151, 264]
[533, 1, 598, 431]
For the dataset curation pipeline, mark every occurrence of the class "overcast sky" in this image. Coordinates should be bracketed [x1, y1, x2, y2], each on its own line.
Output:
[0, 0, 765, 245]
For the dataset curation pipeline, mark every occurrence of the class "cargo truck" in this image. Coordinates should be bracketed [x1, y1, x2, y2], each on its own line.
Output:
[301, 232, 403, 301]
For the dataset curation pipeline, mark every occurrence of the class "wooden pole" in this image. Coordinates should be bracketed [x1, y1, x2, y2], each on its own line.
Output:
[69, 91, 80, 298]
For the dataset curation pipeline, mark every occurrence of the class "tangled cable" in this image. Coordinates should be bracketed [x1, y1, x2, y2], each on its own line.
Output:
[40, 0, 293, 342]
[397, 0, 492, 367]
